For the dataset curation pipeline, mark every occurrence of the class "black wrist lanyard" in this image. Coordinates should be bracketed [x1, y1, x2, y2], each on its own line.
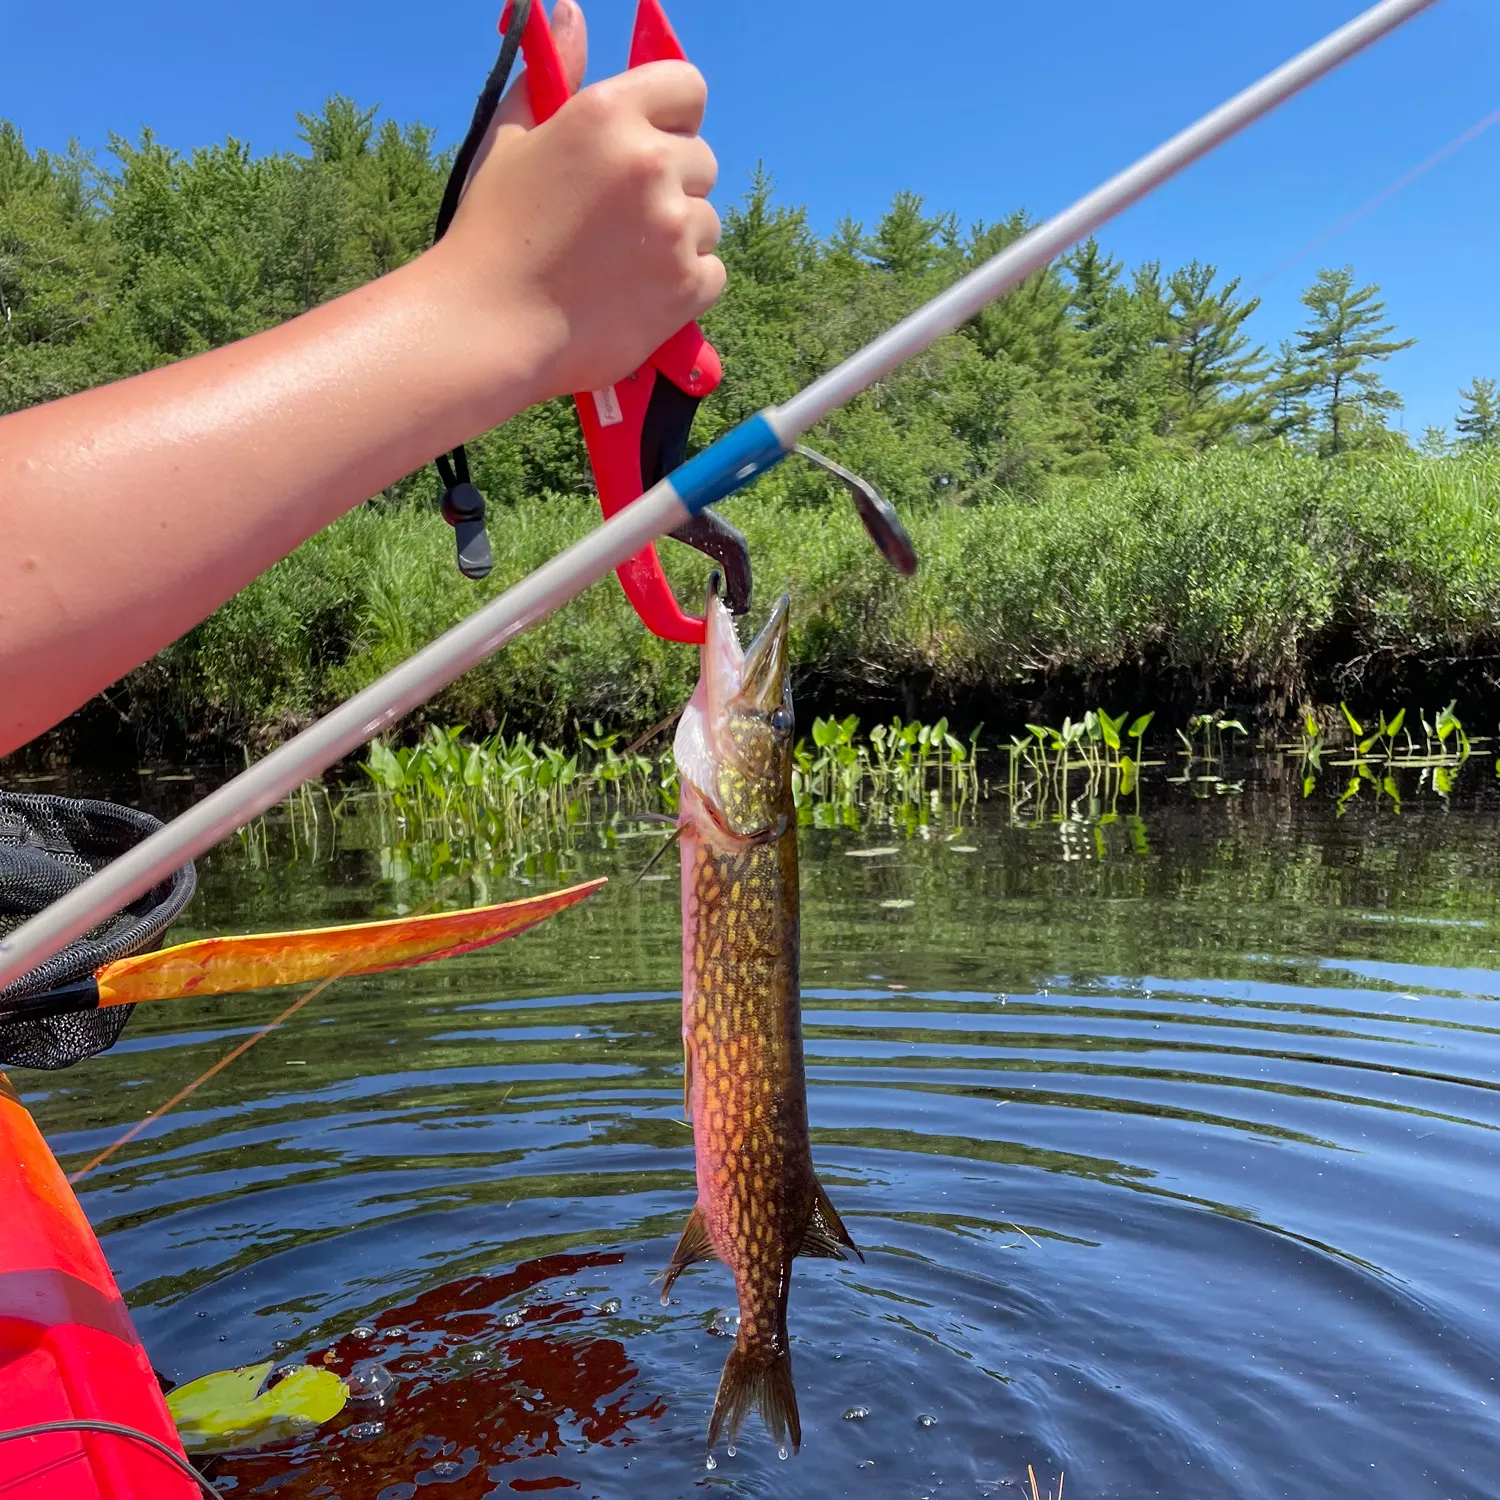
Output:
[430, 0, 533, 581]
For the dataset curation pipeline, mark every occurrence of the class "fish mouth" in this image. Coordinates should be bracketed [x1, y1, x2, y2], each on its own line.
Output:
[741, 594, 790, 713]
[700, 572, 789, 711]
[673, 576, 793, 814]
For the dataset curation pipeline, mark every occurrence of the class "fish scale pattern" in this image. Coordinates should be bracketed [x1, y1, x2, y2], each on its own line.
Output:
[686, 827, 813, 1357]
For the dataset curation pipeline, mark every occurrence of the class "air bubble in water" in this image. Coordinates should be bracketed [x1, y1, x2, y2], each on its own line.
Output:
[351, 1325, 376, 1340]
[271, 1363, 300, 1384]
[501, 1312, 524, 1330]
[917, 1413, 938, 1428]
[347, 1421, 384, 1440]
[726, 1444, 736, 1458]
[598, 1298, 621, 1314]
[431, 1460, 462, 1478]
[777, 1444, 789, 1461]
[843, 1405, 870, 1421]
[705, 1455, 717, 1472]
[346, 1360, 394, 1404]
[708, 1309, 739, 1338]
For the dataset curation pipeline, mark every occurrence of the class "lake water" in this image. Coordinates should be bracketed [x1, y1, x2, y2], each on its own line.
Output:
[14, 756, 1500, 1498]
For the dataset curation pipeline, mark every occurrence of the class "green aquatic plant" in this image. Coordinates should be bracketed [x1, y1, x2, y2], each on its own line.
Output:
[350, 714, 985, 859]
[1283, 709, 1326, 797]
[168, 1361, 348, 1454]
[793, 714, 981, 824]
[1331, 701, 1473, 767]
[1176, 711, 1246, 764]
[1291, 700, 1480, 808]
[1011, 710, 1152, 776]
[1004, 708, 1157, 829]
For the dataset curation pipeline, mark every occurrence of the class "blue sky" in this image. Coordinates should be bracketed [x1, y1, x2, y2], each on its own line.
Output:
[8, 0, 1497, 434]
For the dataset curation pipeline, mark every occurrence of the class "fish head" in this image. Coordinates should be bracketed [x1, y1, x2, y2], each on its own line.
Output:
[674, 576, 793, 839]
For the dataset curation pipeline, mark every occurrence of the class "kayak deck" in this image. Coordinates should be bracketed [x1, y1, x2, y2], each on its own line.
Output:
[0, 1076, 200, 1499]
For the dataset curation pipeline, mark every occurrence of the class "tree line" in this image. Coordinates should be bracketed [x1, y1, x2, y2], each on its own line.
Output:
[3, 100, 1495, 513]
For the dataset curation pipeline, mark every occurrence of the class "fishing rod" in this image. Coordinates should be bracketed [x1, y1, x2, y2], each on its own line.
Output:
[0, 0, 1442, 993]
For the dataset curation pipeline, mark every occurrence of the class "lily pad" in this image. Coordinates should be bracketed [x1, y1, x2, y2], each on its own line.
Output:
[167, 1359, 349, 1453]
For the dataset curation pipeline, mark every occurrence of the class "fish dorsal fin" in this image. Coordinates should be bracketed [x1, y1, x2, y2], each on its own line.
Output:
[799, 1178, 863, 1262]
[658, 1203, 715, 1303]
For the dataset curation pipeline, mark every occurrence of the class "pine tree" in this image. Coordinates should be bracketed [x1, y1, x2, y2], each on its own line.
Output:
[1291, 266, 1414, 455]
[1159, 261, 1266, 447]
[1259, 341, 1316, 446]
[867, 191, 951, 283]
[1064, 239, 1167, 467]
[1455, 377, 1500, 448]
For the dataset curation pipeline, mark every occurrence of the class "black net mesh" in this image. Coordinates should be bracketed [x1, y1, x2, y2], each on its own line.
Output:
[0, 793, 196, 1070]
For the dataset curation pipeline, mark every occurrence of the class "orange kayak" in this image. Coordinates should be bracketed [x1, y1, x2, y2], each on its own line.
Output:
[0, 1076, 201, 1498]
[0, 878, 609, 1495]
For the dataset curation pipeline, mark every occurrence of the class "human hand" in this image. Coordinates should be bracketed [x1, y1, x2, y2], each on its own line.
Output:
[428, 0, 724, 411]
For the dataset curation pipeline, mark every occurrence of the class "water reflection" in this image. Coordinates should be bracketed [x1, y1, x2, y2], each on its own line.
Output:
[12, 758, 1500, 1497]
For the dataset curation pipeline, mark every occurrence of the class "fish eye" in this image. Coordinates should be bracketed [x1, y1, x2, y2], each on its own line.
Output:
[769, 705, 794, 738]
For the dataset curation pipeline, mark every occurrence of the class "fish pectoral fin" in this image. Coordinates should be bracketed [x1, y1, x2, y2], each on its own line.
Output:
[799, 1178, 863, 1263]
[658, 1203, 715, 1304]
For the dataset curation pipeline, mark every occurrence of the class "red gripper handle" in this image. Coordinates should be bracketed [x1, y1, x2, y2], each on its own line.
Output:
[498, 1, 721, 645]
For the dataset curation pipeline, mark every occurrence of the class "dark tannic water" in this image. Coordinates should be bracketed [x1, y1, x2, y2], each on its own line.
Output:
[12, 757, 1500, 1499]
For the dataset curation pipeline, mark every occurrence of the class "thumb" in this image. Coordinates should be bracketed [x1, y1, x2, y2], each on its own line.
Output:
[496, 0, 589, 133]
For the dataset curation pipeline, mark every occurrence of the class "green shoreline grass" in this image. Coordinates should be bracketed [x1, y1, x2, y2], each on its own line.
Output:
[28, 447, 1500, 758]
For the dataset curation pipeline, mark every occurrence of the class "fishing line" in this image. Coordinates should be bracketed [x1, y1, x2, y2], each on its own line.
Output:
[70, 839, 510, 1181]
[1254, 103, 1500, 288]
[69, 975, 333, 1183]
[69, 787, 622, 1182]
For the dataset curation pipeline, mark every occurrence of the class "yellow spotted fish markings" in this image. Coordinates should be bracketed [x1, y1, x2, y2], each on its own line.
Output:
[663, 583, 859, 1459]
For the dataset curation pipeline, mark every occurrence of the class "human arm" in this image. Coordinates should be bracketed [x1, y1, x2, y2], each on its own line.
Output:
[0, 0, 723, 756]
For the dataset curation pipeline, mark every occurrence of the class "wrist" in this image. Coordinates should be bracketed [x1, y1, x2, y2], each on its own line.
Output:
[411, 238, 572, 431]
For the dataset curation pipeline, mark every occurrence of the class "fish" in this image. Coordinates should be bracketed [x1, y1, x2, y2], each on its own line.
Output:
[660, 575, 861, 1458]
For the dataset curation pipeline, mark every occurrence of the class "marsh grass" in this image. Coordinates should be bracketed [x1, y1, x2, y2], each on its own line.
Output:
[98, 448, 1500, 754]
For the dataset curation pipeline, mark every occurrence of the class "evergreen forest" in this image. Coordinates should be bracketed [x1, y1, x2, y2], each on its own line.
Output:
[3, 103, 1498, 753]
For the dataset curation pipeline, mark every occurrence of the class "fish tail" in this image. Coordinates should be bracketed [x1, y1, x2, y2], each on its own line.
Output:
[708, 1337, 800, 1456]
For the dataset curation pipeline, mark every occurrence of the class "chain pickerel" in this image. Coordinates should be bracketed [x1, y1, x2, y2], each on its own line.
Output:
[661, 577, 860, 1458]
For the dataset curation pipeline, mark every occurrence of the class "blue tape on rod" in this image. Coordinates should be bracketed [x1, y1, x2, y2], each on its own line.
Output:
[668, 413, 787, 516]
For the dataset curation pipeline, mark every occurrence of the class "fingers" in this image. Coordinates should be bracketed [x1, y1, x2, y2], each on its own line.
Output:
[601, 59, 708, 136]
[694, 253, 727, 313]
[494, 0, 589, 133]
[676, 134, 718, 200]
[688, 198, 721, 256]
[553, 0, 587, 92]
